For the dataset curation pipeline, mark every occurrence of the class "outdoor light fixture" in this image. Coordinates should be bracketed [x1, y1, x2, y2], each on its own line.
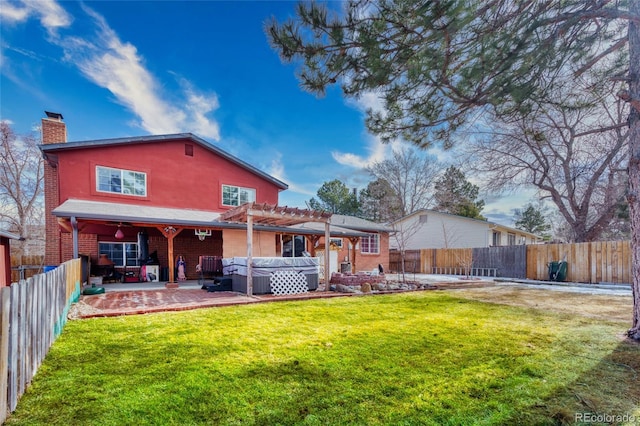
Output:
[115, 225, 124, 239]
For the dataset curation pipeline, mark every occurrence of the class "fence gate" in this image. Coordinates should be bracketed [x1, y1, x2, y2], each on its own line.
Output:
[472, 245, 527, 279]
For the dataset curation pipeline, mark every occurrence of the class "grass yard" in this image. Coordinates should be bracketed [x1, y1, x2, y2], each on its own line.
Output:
[6, 291, 640, 425]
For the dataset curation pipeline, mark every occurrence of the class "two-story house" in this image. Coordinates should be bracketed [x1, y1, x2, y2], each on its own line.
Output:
[39, 112, 390, 287]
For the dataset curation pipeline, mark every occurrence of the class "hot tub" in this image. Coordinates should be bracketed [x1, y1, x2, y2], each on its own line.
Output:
[222, 257, 319, 294]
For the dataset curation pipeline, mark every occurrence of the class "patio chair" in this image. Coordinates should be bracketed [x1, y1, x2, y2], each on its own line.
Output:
[197, 255, 223, 287]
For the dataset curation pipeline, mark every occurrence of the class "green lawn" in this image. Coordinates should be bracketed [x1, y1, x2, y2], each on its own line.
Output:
[7, 292, 639, 425]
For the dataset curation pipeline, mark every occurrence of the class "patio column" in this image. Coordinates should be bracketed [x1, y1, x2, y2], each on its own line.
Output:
[246, 210, 253, 296]
[71, 216, 78, 259]
[158, 226, 182, 288]
[324, 221, 331, 290]
[349, 237, 360, 274]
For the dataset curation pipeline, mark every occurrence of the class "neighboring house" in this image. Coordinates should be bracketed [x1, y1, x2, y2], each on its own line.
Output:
[390, 209, 541, 250]
[39, 112, 389, 284]
[330, 215, 391, 272]
[1, 230, 21, 287]
[291, 215, 392, 274]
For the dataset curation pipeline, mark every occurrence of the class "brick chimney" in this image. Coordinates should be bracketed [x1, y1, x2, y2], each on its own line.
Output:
[42, 111, 66, 265]
[42, 111, 66, 144]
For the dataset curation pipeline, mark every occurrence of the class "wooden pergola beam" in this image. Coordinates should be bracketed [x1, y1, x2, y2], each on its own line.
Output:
[220, 203, 333, 294]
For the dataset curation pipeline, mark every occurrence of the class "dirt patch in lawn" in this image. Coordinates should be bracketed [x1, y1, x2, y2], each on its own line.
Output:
[445, 285, 633, 323]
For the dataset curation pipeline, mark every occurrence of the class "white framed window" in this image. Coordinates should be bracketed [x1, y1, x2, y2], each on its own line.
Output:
[97, 166, 147, 196]
[492, 231, 502, 246]
[222, 184, 256, 206]
[99, 242, 139, 267]
[329, 238, 343, 248]
[360, 233, 379, 254]
[507, 233, 516, 246]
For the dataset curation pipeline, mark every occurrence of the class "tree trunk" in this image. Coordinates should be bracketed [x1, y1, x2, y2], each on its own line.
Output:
[627, 0, 640, 340]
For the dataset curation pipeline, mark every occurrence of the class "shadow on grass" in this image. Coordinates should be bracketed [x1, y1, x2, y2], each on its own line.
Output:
[505, 338, 640, 425]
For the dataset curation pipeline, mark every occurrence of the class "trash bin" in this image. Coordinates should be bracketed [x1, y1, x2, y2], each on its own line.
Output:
[548, 261, 567, 282]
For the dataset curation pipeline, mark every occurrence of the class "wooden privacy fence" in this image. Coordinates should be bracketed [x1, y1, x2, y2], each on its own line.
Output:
[526, 241, 632, 284]
[390, 240, 632, 284]
[10, 255, 45, 283]
[0, 258, 81, 424]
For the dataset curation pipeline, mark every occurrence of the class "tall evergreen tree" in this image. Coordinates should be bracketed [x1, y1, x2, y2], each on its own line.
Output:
[433, 167, 485, 220]
[308, 179, 359, 215]
[358, 178, 401, 222]
[514, 203, 551, 238]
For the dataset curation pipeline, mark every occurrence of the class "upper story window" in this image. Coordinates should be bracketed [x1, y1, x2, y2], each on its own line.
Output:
[97, 166, 147, 197]
[361, 233, 380, 254]
[222, 184, 255, 207]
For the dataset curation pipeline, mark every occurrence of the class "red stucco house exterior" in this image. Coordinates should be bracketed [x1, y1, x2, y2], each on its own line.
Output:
[39, 112, 390, 287]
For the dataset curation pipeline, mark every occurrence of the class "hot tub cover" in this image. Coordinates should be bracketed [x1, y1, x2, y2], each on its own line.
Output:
[222, 257, 319, 277]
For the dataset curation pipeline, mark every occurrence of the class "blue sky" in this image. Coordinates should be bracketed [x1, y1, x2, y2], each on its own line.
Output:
[0, 0, 529, 225]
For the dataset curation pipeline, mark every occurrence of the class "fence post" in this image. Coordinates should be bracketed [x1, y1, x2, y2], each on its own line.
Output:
[0, 287, 10, 424]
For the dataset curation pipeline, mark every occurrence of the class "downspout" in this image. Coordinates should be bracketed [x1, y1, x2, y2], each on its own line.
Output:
[71, 216, 79, 259]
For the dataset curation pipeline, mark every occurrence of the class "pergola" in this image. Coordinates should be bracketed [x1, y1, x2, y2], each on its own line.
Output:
[219, 203, 332, 296]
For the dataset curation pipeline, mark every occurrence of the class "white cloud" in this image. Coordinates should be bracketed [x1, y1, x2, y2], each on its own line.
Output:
[54, 4, 221, 140]
[3, 1, 221, 140]
[331, 90, 396, 169]
[331, 130, 398, 169]
[0, 2, 31, 23]
[0, 0, 72, 35]
[35, 0, 73, 34]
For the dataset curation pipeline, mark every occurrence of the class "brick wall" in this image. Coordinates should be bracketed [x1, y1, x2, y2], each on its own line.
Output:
[222, 229, 276, 258]
[61, 233, 98, 262]
[163, 232, 223, 280]
[334, 233, 390, 273]
[42, 116, 66, 266]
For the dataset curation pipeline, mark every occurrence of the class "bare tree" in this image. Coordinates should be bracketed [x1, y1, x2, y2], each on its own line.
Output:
[466, 80, 629, 242]
[266, 0, 640, 339]
[0, 122, 44, 254]
[391, 218, 424, 282]
[367, 146, 443, 219]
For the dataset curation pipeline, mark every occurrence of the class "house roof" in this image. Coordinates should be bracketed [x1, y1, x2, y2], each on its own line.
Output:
[331, 214, 393, 232]
[39, 133, 288, 190]
[53, 199, 222, 227]
[52, 199, 371, 237]
[391, 209, 541, 239]
[0, 230, 21, 240]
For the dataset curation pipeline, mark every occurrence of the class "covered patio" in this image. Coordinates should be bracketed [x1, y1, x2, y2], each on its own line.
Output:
[54, 200, 366, 294]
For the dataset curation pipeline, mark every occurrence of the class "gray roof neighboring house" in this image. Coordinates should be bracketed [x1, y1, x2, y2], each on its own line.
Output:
[39, 133, 288, 190]
[331, 214, 393, 233]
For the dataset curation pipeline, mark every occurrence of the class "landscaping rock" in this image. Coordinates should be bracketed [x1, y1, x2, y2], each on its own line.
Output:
[361, 282, 372, 293]
[372, 282, 387, 291]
